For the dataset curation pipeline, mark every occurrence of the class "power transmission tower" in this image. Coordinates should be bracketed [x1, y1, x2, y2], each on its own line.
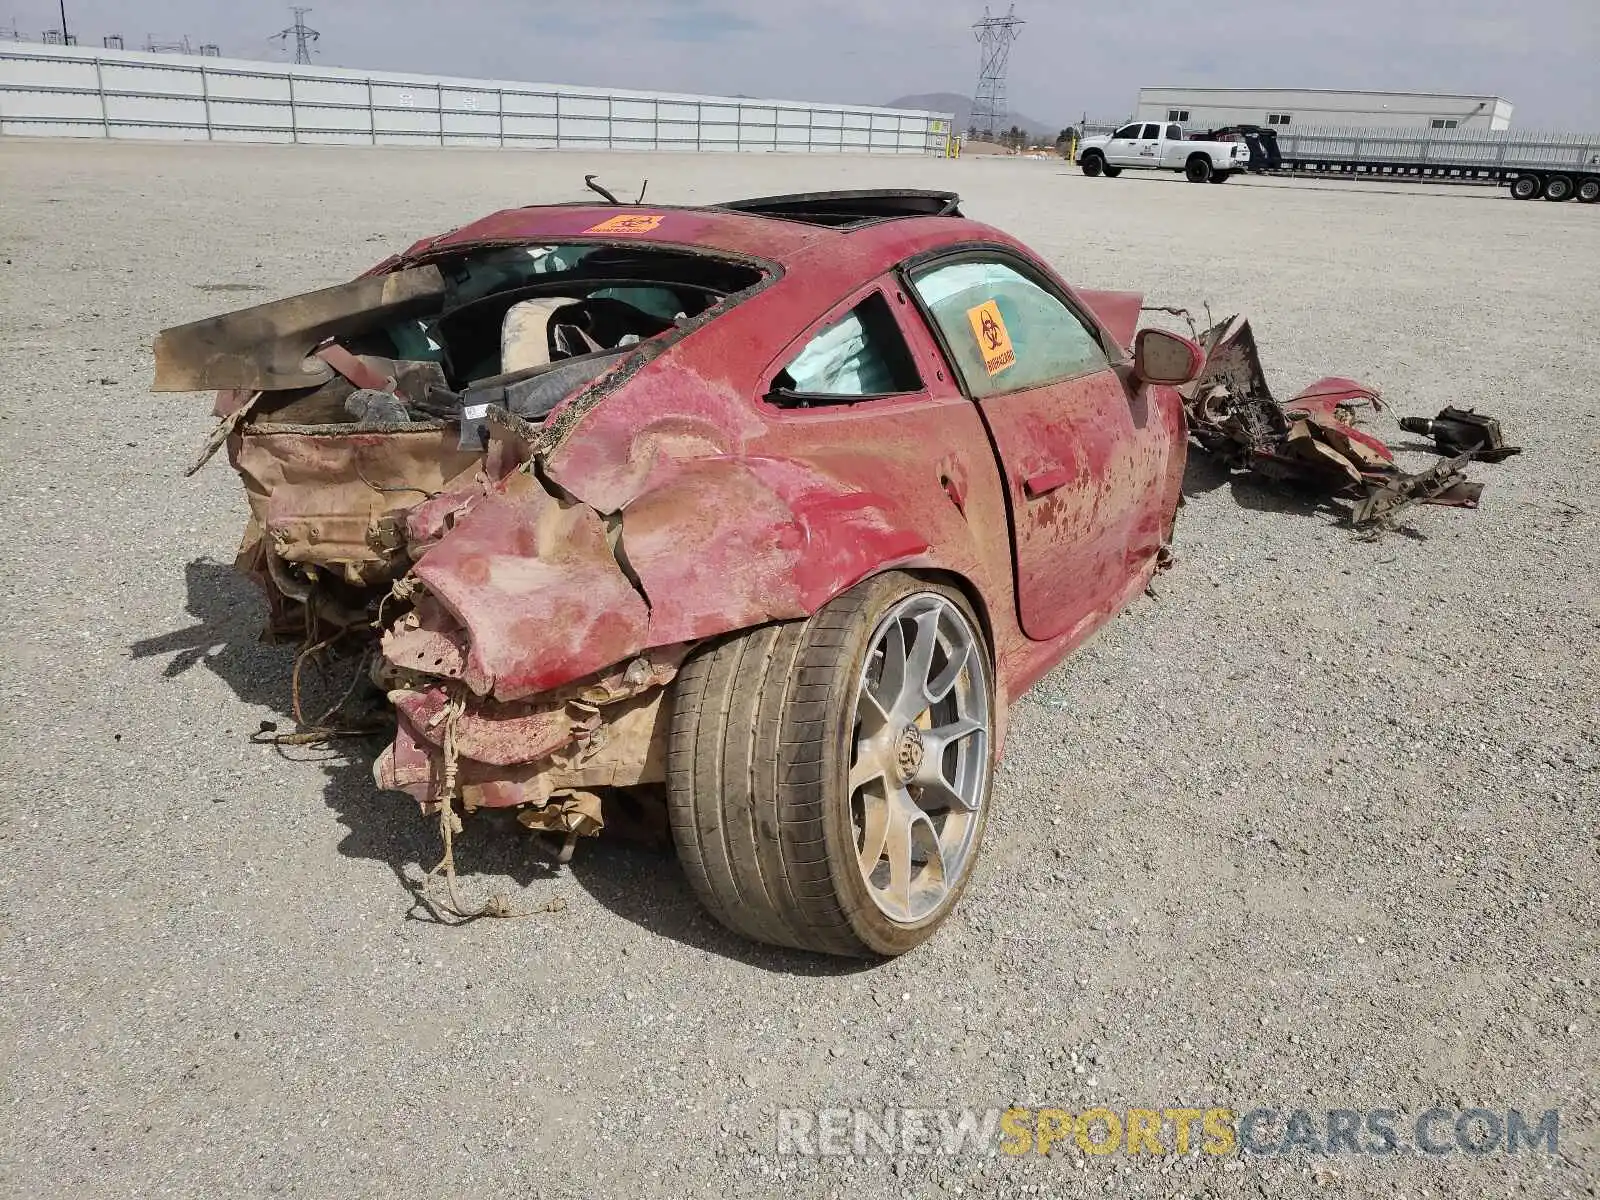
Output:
[275, 6, 319, 64]
[971, 4, 1023, 142]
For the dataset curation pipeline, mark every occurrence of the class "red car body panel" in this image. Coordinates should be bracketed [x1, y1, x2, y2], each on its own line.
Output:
[378, 206, 1190, 784]
[163, 199, 1193, 812]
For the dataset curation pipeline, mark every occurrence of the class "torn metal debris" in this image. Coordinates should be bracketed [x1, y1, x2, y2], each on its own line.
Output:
[1175, 314, 1516, 528]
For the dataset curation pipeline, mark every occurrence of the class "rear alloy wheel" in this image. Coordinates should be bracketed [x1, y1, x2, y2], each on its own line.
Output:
[667, 573, 994, 957]
[1209, 170, 1233, 184]
[1510, 175, 1541, 200]
[1186, 156, 1214, 183]
[1575, 178, 1599, 204]
[1080, 152, 1105, 178]
[1543, 175, 1575, 201]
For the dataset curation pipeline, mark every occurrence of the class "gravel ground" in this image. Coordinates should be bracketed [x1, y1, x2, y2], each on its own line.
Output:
[1, 139, 1596, 1200]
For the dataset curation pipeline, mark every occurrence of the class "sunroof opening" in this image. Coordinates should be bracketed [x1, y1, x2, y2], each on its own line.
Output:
[715, 189, 964, 227]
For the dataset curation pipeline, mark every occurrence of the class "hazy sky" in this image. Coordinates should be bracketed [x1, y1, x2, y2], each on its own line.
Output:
[13, 0, 1599, 128]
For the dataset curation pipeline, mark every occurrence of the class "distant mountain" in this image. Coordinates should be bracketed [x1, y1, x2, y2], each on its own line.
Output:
[885, 92, 1058, 139]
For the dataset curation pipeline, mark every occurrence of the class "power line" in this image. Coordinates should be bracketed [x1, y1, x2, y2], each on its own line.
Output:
[971, 4, 1023, 141]
[274, 6, 319, 65]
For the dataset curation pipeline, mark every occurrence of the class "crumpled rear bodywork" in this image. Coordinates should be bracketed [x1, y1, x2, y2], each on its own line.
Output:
[364, 414, 929, 814]
[158, 221, 943, 848]
[235, 424, 483, 590]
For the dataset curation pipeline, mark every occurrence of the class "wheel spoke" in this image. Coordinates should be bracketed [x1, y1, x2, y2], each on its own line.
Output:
[916, 812, 949, 891]
[856, 790, 890, 876]
[926, 715, 985, 750]
[925, 636, 971, 704]
[897, 609, 941, 720]
[856, 685, 892, 738]
[914, 774, 966, 812]
[849, 747, 889, 796]
[884, 790, 917, 914]
[868, 618, 908, 720]
[913, 718, 986, 812]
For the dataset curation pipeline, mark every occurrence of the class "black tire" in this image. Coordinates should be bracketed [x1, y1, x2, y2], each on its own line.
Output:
[1543, 175, 1574, 202]
[1185, 155, 1213, 183]
[1510, 175, 1541, 200]
[1579, 178, 1600, 204]
[1102, 165, 1122, 178]
[1208, 170, 1232, 184]
[667, 572, 995, 958]
[1080, 152, 1104, 178]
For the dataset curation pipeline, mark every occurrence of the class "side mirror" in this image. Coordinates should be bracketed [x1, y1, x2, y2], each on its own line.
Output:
[1131, 328, 1204, 387]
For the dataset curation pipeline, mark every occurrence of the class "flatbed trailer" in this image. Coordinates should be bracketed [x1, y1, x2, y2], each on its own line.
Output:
[1270, 127, 1600, 202]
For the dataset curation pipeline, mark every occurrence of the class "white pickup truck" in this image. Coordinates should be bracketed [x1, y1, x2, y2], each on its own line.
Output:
[1076, 121, 1251, 183]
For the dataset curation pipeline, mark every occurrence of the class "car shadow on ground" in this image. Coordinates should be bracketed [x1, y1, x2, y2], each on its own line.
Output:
[1180, 449, 1233, 499]
[1183, 449, 1384, 528]
[132, 557, 866, 976]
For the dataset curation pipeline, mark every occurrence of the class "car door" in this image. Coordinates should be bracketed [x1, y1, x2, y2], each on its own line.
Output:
[1135, 122, 1163, 164]
[1104, 123, 1143, 167]
[1163, 123, 1186, 165]
[906, 253, 1151, 644]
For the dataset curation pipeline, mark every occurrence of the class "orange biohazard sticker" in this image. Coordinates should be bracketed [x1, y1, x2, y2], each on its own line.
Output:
[584, 213, 664, 234]
[966, 299, 1016, 375]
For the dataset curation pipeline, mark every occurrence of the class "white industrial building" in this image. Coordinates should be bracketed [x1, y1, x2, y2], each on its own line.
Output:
[1136, 87, 1513, 132]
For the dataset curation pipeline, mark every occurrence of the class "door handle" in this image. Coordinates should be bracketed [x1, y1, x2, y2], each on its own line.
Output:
[1023, 466, 1071, 498]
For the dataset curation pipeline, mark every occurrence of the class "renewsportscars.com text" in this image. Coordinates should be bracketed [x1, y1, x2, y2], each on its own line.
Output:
[776, 1106, 1561, 1158]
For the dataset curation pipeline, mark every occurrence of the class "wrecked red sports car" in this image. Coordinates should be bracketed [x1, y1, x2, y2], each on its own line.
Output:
[157, 188, 1210, 957]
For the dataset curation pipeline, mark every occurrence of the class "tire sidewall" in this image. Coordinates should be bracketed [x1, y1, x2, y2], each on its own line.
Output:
[816, 573, 996, 957]
[1081, 152, 1104, 177]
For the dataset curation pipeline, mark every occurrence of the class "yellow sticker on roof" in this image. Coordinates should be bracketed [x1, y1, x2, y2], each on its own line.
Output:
[584, 213, 665, 234]
[966, 299, 1016, 375]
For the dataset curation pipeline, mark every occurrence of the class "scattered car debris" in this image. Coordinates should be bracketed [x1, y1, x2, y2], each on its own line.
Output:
[1169, 312, 1516, 528]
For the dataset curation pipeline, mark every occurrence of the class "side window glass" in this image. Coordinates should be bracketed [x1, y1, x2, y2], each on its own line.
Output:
[1166, 123, 1183, 140]
[910, 259, 1110, 399]
[1112, 124, 1140, 140]
[1141, 123, 1161, 139]
[769, 291, 922, 406]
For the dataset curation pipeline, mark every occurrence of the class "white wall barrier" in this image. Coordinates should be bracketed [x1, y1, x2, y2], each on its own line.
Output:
[0, 43, 953, 155]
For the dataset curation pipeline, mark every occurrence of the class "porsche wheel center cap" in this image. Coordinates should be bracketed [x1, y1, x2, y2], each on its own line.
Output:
[894, 725, 925, 782]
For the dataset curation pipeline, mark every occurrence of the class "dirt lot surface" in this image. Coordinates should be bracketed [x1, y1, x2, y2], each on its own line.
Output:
[1, 140, 1596, 1199]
